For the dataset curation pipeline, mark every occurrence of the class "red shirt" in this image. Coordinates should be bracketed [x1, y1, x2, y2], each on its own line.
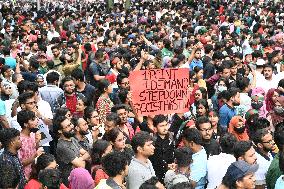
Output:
[65, 94, 77, 114]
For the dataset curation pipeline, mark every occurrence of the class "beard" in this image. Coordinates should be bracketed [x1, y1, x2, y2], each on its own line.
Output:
[62, 130, 75, 138]
[79, 130, 89, 136]
[65, 88, 74, 95]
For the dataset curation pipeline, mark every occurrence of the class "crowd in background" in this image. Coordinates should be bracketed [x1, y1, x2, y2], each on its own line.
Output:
[1, 0, 284, 189]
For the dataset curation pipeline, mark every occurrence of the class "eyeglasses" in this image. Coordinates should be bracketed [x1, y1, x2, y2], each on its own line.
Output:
[121, 82, 129, 85]
[262, 139, 275, 145]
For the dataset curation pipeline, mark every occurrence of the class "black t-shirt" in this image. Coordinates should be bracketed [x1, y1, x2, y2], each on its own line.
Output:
[88, 62, 105, 87]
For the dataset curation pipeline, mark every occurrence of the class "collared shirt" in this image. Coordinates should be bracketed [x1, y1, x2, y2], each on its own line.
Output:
[190, 147, 207, 189]
[219, 104, 236, 130]
[0, 150, 26, 189]
[127, 157, 156, 189]
[39, 84, 63, 113]
[255, 150, 273, 186]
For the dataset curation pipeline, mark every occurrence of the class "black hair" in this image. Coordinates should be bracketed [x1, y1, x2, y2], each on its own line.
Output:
[18, 92, 35, 106]
[153, 114, 167, 127]
[26, 82, 39, 93]
[0, 163, 20, 188]
[195, 116, 211, 130]
[131, 131, 153, 154]
[93, 79, 110, 104]
[204, 44, 213, 54]
[38, 169, 61, 189]
[236, 77, 250, 92]
[139, 176, 160, 189]
[30, 154, 56, 180]
[54, 116, 69, 133]
[219, 133, 238, 154]
[182, 128, 203, 145]
[101, 151, 129, 177]
[252, 128, 270, 146]
[171, 182, 193, 189]
[84, 106, 97, 120]
[174, 147, 193, 167]
[274, 129, 284, 152]
[195, 99, 209, 117]
[46, 71, 60, 84]
[0, 128, 20, 149]
[71, 68, 84, 82]
[111, 104, 128, 113]
[223, 87, 240, 101]
[17, 80, 30, 95]
[278, 79, 284, 88]
[54, 107, 70, 120]
[17, 110, 36, 129]
[279, 150, 284, 174]
[60, 76, 74, 87]
[91, 139, 111, 165]
[117, 73, 129, 85]
[105, 127, 122, 143]
[118, 88, 129, 104]
[233, 140, 253, 160]
[106, 112, 120, 126]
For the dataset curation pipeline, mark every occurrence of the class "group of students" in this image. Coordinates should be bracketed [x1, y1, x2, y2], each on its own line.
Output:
[1, 0, 284, 189]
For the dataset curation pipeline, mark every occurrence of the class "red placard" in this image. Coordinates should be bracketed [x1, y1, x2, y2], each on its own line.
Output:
[129, 68, 191, 116]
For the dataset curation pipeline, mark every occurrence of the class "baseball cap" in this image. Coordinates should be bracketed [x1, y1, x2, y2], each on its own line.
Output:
[224, 160, 259, 186]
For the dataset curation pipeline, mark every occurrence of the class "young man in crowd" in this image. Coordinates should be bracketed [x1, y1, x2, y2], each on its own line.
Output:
[0, 128, 26, 189]
[233, 141, 258, 165]
[221, 160, 259, 189]
[39, 71, 63, 113]
[17, 110, 43, 179]
[55, 116, 90, 186]
[252, 129, 275, 188]
[182, 128, 207, 189]
[127, 131, 156, 189]
[195, 116, 220, 157]
[96, 151, 129, 188]
[149, 114, 175, 183]
[111, 104, 135, 143]
[71, 68, 95, 106]
[56, 76, 85, 114]
[73, 117, 90, 151]
[219, 87, 240, 131]
[207, 133, 238, 189]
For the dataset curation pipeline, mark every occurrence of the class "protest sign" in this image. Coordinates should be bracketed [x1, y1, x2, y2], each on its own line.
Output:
[129, 68, 191, 116]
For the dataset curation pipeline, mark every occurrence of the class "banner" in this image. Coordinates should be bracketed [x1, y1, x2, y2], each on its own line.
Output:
[129, 68, 191, 116]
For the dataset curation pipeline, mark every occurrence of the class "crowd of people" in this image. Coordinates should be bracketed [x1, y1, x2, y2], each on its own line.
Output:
[1, 0, 284, 188]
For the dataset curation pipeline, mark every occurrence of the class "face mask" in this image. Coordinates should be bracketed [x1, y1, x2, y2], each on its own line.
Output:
[251, 102, 263, 110]
[30, 128, 39, 133]
[274, 107, 284, 115]
[234, 126, 246, 134]
[62, 130, 75, 138]
[218, 86, 227, 92]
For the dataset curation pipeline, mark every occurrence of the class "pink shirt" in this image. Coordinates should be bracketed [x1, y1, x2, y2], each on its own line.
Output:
[18, 132, 36, 179]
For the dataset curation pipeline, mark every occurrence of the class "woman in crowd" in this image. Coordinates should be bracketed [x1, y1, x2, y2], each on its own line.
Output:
[91, 139, 112, 186]
[94, 79, 114, 125]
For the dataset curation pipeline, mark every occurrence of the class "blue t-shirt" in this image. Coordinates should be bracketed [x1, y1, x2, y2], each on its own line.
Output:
[190, 148, 207, 189]
[219, 104, 236, 130]
[5, 57, 17, 70]
[190, 59, 203, 71]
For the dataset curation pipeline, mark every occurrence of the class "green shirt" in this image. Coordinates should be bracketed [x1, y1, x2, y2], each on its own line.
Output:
[266, 154, 282, 189]
[161, 48, 173, 58]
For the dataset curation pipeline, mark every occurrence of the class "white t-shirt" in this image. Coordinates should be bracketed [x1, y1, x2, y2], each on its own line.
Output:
[207, 153, 236, 189]
[255, 151, 273, 186]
